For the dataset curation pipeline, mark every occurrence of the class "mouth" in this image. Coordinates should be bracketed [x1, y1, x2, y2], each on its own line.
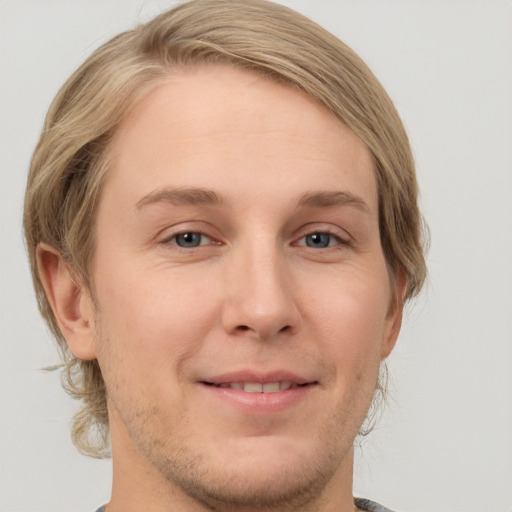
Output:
[199, 370, 318, 414]
[202, 381, 312, 393]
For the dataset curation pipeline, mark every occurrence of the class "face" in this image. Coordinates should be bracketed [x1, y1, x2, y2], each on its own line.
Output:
[85, 65, 402, 510]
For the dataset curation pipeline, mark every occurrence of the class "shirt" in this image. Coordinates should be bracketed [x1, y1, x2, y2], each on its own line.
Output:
[95, 498, 395, 511]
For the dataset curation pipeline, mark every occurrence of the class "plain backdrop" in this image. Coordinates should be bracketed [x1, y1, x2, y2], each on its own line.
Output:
[1, 1, 511, 511]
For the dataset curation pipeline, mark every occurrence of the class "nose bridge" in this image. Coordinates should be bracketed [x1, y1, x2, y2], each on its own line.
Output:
[222, 232, 299, 340]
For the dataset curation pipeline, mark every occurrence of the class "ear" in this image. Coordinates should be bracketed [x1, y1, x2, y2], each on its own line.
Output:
[36, 243, 97, 360]
[381, 270, 407, 360]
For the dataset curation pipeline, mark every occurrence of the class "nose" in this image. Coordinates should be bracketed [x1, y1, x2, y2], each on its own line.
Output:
[221, 240, 301, 341]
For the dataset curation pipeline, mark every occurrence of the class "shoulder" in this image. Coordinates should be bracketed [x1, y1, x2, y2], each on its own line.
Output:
[355, 497, 397, 512]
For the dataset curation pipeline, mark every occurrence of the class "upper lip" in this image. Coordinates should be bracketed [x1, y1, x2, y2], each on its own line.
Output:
[201, 370, 314, 386]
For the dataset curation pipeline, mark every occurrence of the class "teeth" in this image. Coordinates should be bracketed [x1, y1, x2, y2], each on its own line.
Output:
[262, 382, 280, 393]
[279, 381, 292, 391]
[214, 381, 299, 393]
[244, 382, 263, 393]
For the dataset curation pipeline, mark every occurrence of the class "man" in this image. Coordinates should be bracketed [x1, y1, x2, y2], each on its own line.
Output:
[23, 1, 426, 511]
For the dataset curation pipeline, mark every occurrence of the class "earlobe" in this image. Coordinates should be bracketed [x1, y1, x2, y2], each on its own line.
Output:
[381, 270, 407, 360]
[36, 243, 97, 360]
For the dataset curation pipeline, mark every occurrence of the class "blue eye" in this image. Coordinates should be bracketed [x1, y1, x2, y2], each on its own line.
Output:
[303, 232, 340, 248]
[173, 232, 206, 248]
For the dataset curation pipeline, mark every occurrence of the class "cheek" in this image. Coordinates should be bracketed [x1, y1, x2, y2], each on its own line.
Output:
[92, 262, 221, 371]
[309, 267, 391, 376]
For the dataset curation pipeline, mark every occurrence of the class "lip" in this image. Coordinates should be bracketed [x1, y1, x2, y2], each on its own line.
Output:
[202, 370, 313, 386]
[199, 369, 317, 414]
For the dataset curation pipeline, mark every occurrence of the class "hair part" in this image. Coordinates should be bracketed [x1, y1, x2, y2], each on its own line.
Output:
[24, 0, 427, 458]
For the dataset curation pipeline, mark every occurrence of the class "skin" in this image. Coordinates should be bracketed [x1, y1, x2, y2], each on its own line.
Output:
[38, 65, 404, 512]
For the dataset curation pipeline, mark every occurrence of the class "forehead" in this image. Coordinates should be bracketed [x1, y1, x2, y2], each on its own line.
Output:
[105, 64, 376, 212]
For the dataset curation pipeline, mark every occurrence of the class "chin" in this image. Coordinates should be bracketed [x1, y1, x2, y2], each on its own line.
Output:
[153, 435, 345, 511]
[173, 458, 332, 511]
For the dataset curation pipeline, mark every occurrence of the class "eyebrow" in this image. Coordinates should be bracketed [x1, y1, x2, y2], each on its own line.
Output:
[135, 187, 371, 214]
[136, 187, 225, 209]
[297, 191, 371, 214]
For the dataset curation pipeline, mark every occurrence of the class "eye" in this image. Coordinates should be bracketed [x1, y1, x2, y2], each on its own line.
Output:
[169, 232, 211, 248]
[298, 232, 344, 249]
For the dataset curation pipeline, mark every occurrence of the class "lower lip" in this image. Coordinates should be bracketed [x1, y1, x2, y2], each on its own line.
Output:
[200, 384, 315, 414]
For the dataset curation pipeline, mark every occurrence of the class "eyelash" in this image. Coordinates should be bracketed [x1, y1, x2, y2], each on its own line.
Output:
[295, 231, 349, 249]
[162, 231, 215, 249]
[161, 228, 350, 251]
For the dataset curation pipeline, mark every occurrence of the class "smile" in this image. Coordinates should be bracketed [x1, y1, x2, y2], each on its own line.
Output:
[205, 381, 308, 393]
[199, 371, 318, 412]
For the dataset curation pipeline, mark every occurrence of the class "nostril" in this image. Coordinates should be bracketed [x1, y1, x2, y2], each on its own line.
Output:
[234, 324, 293, 336]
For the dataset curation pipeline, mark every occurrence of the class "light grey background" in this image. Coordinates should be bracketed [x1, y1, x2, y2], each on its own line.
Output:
[1, 1, 511, 511]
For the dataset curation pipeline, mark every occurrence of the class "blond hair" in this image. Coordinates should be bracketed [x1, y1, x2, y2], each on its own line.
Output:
[24, 0, 427, 458]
